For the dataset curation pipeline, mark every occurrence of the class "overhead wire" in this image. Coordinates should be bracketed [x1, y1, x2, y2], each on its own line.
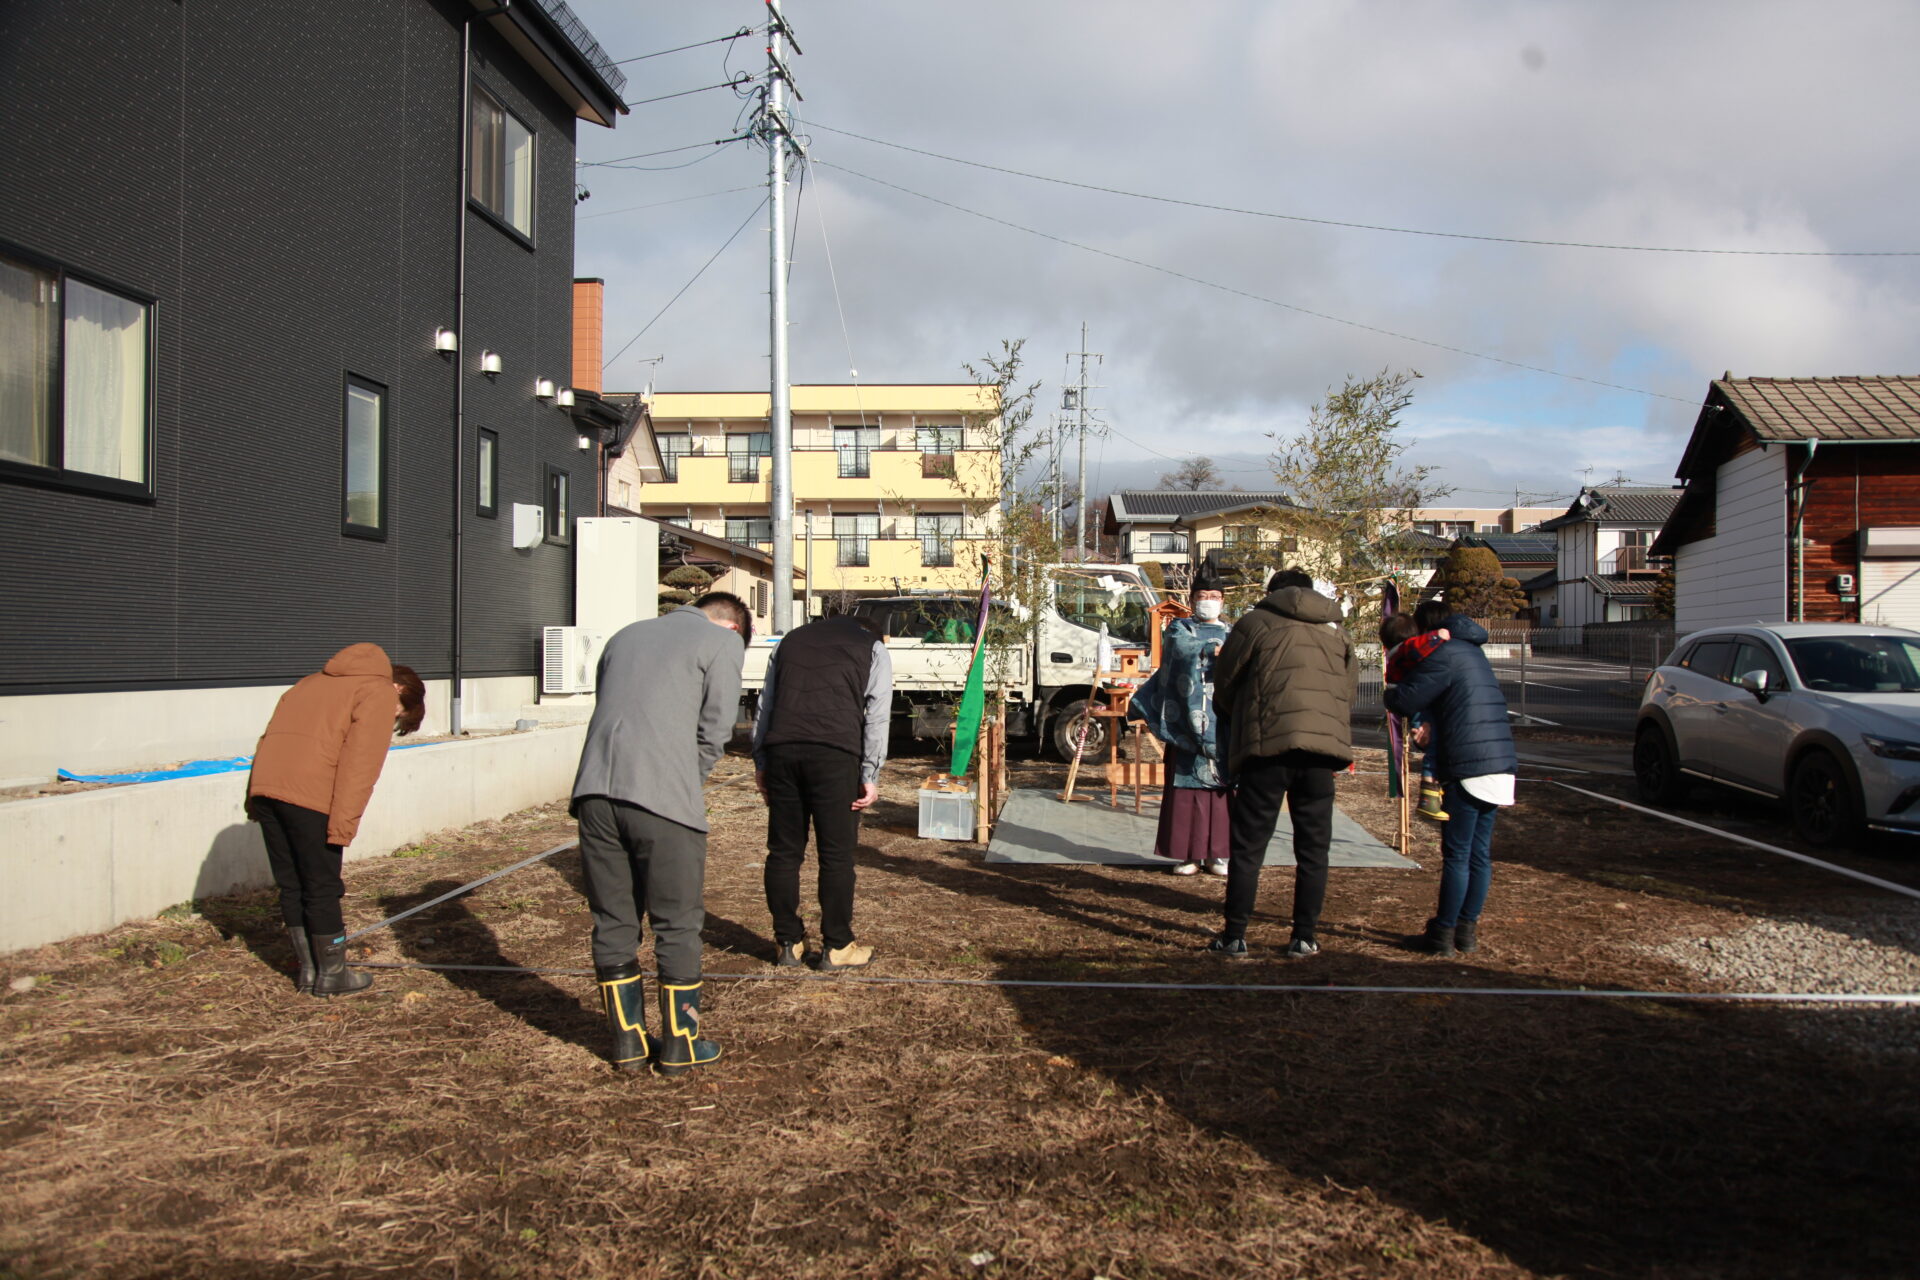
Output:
[576, 184, 760, 222]
[579, 136, 751, 169]
[608, 26, 755, 67]
[796, 144, 871, 428]
[624, 74, 755, 111]
[809, 122, 1920, 258]
[812, 157, 1697, 406]
[603, 194, 769, 374]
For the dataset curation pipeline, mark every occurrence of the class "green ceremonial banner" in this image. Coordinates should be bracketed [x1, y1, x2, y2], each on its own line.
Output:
[948, 642, 987, 780]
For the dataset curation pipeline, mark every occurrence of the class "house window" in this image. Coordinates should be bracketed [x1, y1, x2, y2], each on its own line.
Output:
[0, 248, 153, 496]
[835, 513, 877, 566]
[469, 86, 534, 238]
[342, 376, 386, 539]
[476, 428, 498, 517]
[1146, 532, 1187, 555]
[1220, 525, 1261, 546]
[916, 425, 962, 453]
[725, 516, 772, 544]
[917, 512, 962, 567]
[544, 465, 570, 542]
[836, 425, 878, 478]
[656, 432, 691, 481]
[726, 430, 770, 483]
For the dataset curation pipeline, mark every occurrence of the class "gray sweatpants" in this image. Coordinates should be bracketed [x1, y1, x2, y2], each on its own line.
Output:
[575, 797, 707, 982]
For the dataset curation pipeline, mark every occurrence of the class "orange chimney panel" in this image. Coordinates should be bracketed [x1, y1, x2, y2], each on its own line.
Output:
[572, 278, 604, 394]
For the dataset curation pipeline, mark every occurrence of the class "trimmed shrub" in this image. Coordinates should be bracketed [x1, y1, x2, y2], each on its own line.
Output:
[663, 565, 714, 590]
[658, 588, 694, 611]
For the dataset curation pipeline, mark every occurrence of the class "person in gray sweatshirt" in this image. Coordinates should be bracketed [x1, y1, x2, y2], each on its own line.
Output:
[570, 592, 748, 1077]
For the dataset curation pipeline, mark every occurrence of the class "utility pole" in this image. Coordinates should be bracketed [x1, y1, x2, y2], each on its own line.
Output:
[761, 0, 802, 632]
[1063, 323, 1102, 559]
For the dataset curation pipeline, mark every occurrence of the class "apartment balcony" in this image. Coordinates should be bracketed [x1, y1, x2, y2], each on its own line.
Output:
[645, 447, 1000, 505]
[1598, 546, 1665, 576]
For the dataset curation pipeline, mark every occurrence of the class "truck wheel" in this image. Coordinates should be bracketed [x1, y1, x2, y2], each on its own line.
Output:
[1051, 700, 1108, 761]
[1790, 750, 1859, 847]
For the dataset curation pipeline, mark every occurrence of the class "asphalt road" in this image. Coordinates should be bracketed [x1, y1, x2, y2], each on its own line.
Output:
[1356, 651, 1649, 736]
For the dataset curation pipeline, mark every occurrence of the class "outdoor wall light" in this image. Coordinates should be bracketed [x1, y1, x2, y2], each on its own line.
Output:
[480, 350, 503, 376]
[556, 387, 575, 407]
[577, 434, 593, 451]
[534, 377, 556, 399]
[434, 327, 458, 353]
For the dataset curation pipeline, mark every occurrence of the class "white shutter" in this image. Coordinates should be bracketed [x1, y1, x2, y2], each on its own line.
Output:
[1860, 559, 1920, 629]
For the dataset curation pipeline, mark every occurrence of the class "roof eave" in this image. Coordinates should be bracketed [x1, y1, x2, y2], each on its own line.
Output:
[485, 3, 627, 127]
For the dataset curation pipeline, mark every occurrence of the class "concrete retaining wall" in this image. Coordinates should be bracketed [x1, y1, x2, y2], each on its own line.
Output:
[0, 725, 586, 955]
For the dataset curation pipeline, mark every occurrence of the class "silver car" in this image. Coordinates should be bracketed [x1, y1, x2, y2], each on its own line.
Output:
[1634, 623, 1920, 845]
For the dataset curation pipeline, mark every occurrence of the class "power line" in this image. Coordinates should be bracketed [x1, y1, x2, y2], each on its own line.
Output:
[579, 135, 751, 168]
[813, 157, 1697, 406]
[608, 26, 755, 67]
[810, 122, 1920, 258]
[602, 195, 769, 373]
[625, 74, 755, 110]
[576, 184, 760, 222]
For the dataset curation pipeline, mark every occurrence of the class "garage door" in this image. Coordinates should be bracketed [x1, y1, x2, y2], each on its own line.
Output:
[1861, 558, 1920, 629]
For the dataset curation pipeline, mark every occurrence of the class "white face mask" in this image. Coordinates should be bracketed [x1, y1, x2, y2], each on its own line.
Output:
[1193, 599, 1223, 621]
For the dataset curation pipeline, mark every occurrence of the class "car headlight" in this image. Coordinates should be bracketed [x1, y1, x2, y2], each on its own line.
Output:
[1861, 733, 1920, 762]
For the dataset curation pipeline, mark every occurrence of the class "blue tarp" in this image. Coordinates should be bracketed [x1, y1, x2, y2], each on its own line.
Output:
[58, 741, 432, 785]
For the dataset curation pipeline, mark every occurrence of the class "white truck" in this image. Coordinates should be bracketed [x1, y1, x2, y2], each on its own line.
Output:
[739, 563, 1161, 758]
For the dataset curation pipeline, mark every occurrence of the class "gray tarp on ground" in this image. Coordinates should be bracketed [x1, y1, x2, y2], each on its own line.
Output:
[985, 787, 1417, 868]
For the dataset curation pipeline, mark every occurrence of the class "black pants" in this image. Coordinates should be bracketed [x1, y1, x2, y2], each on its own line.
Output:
[575, 797, 708, 983]
[1224, 752, 1338, 941]
[253, 797, 345, 936]
[762, 743, 861, 951]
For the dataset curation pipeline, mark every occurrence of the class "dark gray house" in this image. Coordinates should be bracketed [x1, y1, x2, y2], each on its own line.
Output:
[0, 0, 628, 781]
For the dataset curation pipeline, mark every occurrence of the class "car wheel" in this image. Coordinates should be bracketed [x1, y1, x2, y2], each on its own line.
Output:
[1050, 699, 1109, 761]
[1789, 750, 1860, 847]
[1633, 724, 1688, 805]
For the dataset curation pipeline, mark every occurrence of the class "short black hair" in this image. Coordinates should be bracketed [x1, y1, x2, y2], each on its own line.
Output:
[1266, 568, 1313, 592]
[1413, 599, 1450, 633]
[694, 591, 753, 645]
[1379, 614, 1417, 648]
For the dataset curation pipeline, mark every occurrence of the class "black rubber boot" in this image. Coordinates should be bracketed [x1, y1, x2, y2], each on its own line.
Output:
[1455, 920, 1479, 954]
[596, 963, 652, 1073]
[287, 927, 316, 995]
[654, 981, 722, 1077]
[1419, 919, 1457, 958]
[309, 931, 374, 997]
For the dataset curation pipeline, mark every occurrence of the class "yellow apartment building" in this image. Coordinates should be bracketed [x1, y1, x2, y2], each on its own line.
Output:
[612, 384, 1004, 606]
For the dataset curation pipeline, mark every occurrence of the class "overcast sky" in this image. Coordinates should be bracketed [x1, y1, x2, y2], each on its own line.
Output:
[567, 1, 1920, 508]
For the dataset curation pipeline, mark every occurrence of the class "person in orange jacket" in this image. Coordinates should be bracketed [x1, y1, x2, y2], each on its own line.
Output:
[247, 643, 426, 996]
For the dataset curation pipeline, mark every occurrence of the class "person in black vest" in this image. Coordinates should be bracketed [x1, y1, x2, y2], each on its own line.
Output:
[753, 612, 894, 970]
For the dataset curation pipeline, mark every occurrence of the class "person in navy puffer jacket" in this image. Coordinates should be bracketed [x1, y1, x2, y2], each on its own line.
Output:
[1383, 600, 1517, 956]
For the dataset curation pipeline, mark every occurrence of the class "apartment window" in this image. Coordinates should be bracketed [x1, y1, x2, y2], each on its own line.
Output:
[916, 425, 962, 453]
[836, 425, 878, 478]
[544, 465, 570, 542]
[469, 86, 534, 238]
[725, 516, 772, 544]
[727, 430, 770, 483]
[0, 248, 153, 497]
[656, 432, 691, 481]
[835, 514, 877, 566]
[1440, 521, 1473, 538]
[918, 512, 962, 567]
[476, 428, 498, 517]
[342, 376, 386, 539]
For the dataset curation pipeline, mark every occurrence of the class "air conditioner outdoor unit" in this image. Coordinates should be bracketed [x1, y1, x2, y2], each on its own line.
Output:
[542, 626, 608, 694]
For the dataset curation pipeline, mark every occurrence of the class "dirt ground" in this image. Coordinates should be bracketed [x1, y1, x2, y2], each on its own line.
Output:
[3, 736, 1918, 1279]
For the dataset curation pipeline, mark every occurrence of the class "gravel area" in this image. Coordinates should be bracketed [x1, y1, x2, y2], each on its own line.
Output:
[1645, 903, 1920, 1056]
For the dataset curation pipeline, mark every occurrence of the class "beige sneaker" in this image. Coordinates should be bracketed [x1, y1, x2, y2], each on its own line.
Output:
[817, 942, 873, 971]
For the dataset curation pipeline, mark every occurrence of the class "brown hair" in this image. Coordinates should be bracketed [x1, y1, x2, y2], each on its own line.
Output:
[391, 664, 427, 736]
[1379, 613, 1417, 648]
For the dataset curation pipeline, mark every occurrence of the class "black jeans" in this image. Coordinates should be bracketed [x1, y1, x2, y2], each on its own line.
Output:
[762, 743, 862, 950]
[575, 797, 708, 983]
[1224, 752, 1338, 941]
[253, 797, 345, 936]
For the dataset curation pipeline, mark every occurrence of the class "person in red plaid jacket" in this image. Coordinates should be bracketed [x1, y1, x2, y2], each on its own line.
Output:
[1381, 613, 1450, 821]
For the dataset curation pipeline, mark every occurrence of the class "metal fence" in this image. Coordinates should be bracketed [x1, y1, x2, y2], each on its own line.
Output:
[1353, 622, 1676, 735]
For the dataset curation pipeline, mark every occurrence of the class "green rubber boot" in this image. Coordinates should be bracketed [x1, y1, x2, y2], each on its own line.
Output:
[596, 963, 652, 1074]
[654, 981, 722, 1077]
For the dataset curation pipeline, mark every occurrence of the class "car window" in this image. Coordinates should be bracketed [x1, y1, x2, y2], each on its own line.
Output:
[1785, 635, 1920, 693]
[1729, 640, 1786, 689]
[1680, 638, 1734, 681]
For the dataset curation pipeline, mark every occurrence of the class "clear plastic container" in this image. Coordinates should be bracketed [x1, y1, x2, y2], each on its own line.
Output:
[917, 781, 976, 840]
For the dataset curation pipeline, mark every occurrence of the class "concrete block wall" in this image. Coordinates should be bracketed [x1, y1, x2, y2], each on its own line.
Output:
[0, 725, 586, 955]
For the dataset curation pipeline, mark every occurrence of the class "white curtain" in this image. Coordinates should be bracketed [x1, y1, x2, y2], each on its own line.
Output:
[503, 112, 534, 234]
[62, 279, 146, 482]
[0, 258, 56, 467]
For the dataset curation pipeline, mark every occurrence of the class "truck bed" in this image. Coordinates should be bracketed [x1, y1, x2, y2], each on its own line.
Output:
[740, 637, 1030, 693]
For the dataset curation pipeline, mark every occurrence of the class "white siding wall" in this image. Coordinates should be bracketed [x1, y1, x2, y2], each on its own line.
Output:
[1555, 523, 1604, 627]
[1674, 447, 1786, 632]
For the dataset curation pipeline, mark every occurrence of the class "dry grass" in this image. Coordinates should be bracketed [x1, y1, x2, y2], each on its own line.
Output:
[2, 744, 1917, 1278]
